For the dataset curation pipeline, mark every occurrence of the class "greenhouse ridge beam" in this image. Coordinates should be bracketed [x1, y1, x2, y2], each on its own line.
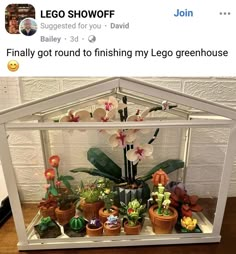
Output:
[0, 77, 236, 124]
[6, 120, 234, 131]
[120, 77, 236, 120]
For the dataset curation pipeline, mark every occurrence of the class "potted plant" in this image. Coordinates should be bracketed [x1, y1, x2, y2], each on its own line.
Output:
[120, 199, 146, 235]
[38, 196, 57, 220]
[98, 178, 119, 223]
[103, 215, 121, 236]
[180, 216, 199, 233]
[149, 170, 178, 234]
[166, 181, 203, 233]
[34, 216, 61, 239]
[55, 190, 76, 225]
[86, 218, 103, 236]
[70, 96, 184, 204]
[45, 155, 75, 197]
[78, 181, 104, 220]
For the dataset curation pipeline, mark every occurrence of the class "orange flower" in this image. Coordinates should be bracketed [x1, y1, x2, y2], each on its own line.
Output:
[151, 169, 169, 187]
[49, 155, 60, 167]
[44, 168, 55, 180]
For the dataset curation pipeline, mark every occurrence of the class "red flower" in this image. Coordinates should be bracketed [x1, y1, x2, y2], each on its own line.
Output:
[127, 208, 134, 214]
[44, 168, 55, 180]
[49, 155, 60, 167]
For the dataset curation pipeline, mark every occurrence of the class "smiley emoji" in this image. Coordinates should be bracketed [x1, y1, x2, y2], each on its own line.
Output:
[7, 60, 19, 72]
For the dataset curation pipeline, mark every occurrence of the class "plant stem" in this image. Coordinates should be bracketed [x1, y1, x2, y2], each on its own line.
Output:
[148, 128, 160, 144]
[149, 105, 177, 113]
[55, 167, 59, 179]
[118, 109, 128, 182]
[127, 145, 132, 184]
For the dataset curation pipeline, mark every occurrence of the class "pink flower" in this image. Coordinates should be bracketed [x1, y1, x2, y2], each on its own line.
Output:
[109, 130, 136, 148]
[98, 96, 126, 111]
[126, 143, 153, 164]
[60, 109, 91, 122]
[44, 184, 51, 190]
[56, 180, 61, 187]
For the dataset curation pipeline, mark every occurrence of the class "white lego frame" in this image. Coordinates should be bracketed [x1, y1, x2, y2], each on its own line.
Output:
[0, 77, 235, 250]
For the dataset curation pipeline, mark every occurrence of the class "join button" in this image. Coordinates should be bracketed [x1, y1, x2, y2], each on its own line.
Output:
[174, 9, 193, 17]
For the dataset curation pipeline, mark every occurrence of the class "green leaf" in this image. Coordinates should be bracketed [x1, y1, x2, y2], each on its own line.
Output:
[140, 159, 184, 182]
[50, 186, 58, 196]
[61, 175, 74, 181]
[70, 167, 122, 183]
[62, 179, 72, 191]
[87, 148, 122, 179]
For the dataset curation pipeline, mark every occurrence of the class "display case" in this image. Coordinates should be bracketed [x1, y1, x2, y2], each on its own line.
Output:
[0, 77, 236, 251]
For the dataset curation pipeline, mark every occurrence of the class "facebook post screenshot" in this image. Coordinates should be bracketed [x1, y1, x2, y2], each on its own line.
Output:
[0, 0, 236, 253]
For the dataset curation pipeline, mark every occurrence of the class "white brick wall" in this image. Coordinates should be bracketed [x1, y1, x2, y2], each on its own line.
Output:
[1, 77, 236, 202]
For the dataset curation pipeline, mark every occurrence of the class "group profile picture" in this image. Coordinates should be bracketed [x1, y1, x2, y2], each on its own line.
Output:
[19, 18, 37, 36]
[5, 4, 36, 35]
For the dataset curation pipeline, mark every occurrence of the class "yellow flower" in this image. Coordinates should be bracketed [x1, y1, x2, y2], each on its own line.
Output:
[104, 188, 111, 195]
[181, 216, 197, 231]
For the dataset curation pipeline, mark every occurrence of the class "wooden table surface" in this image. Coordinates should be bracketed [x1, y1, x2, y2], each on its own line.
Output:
[0, 197, 235, 254]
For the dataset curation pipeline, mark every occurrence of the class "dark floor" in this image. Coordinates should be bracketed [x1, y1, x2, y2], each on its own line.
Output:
[0, 198, 235, 254]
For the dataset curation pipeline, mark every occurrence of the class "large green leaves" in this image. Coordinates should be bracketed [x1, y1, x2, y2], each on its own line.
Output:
[70, 167, 122, 183]
[139, 159, 184, 182]
[87, 148, 122, 179]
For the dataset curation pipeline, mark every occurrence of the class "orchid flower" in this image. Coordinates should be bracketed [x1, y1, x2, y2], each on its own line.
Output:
[127, 108, 150, 134]
[109, 130, 136, 148]
[98, 96, 126, 111]
[93, 108, 116, 122]
[60, 109, 91, 122]
[126, 143, 153, 165]
[162, 100, 170, 111]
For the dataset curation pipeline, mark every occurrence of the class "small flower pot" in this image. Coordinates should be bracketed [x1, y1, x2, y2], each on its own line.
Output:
[82, 201, 104, 221]
[103, 222, 121, 236]
[40, 206, 56, 220]
[149, 205, 178, 234]
[55, 204, 75, 225]
[124, 221, 141, 235]
[99, 206, 119, 224]
[86, 223, 103, 236]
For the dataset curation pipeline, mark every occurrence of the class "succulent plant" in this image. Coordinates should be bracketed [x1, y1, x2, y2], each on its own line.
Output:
[69, 216, 86, 231]
[151, 183, 172, 216]
[38, 217, 55, 231]
[120, 199, 146, 226]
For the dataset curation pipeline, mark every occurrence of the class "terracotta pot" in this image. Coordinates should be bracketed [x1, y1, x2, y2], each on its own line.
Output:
[124, 221, 141, 235]
[98, 206, 119, 224]
[103, 222, 121, 236]
[55, 204, 75, 225]
[149, 205, 178, 234]
[82, 201, 104, 220]
[86, 224, 103, 236]
[40, 206, 56, 220]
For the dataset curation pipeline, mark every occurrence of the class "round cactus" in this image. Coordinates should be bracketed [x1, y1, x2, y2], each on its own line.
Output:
[69, 216, 86, 231]
[151, 169, 169, 187]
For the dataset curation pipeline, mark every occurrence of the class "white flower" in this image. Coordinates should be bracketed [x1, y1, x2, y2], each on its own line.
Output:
[98, 96, 126, 111]
[93, 108, 116, 122]
[127, 108, 150, 134]
[126, 143, 153, 164]
[162, 100, 170, 111]
[60, 109, 91, 122]
[127, 108, 150, 122]
[109, 130, 136, 148]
